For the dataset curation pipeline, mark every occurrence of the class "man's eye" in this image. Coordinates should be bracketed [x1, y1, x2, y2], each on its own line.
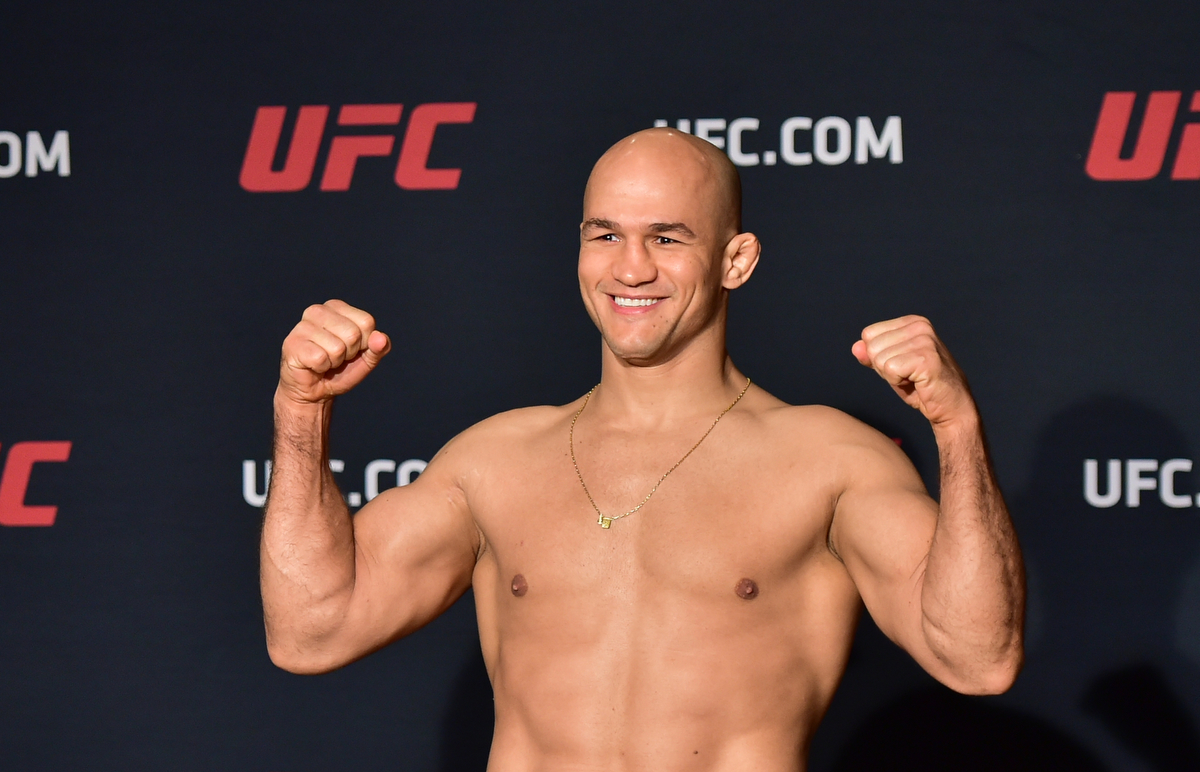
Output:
[655, 236, 678, 244]
[599, 233, 619, 242]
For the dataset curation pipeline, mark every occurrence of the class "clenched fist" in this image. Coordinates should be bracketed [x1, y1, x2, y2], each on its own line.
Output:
[279, 300, 391, 405]
[851, 315, 975, 428]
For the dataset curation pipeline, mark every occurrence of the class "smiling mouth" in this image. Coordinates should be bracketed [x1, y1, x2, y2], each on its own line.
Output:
[612, 296, 662, 308]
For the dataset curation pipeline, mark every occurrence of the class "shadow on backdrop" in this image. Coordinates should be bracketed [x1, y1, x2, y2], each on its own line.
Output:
[1082, 662, 1200, 772]
[1016, 395, 1196, 653]
[437, 647, 494, 771]
[830, 687, 1107, 772]
[831, 395, 1200, 771]
[1017, 397, 1200, 767]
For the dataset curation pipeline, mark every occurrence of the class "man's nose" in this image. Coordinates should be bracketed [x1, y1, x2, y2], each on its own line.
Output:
[614, 240, 658, 285]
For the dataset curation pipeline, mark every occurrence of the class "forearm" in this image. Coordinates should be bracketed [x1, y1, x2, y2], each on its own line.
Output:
[920, 411, 1025, 692]
[260, 389, 357, 668]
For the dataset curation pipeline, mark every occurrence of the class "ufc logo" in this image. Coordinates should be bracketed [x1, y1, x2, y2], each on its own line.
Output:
[0, 441, 72, 527]
[1085, 91, 1200, 180]
[239, 102, 476, 192]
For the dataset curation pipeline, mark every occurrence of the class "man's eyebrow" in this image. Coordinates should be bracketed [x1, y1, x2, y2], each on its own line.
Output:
[582, 218, 619, 231]
[649, 222, 697, 239]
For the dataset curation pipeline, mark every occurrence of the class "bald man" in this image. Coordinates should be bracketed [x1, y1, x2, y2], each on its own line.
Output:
[260, 128, 1025, 771]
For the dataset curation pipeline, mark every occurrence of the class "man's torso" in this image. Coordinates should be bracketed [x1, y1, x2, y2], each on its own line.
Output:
[460, 389, 874, 771]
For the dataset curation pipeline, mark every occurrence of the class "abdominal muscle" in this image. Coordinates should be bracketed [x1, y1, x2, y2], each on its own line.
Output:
[473, 556, 858, 772]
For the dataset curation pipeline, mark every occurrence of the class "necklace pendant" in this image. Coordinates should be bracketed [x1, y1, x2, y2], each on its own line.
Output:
[598, 515, 612, 529]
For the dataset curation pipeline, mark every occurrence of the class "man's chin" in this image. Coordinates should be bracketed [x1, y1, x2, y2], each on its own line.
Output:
[601, 333, 674, 366]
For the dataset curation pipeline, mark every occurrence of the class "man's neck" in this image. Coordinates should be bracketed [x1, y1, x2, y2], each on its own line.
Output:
[590, 328, 746, 431]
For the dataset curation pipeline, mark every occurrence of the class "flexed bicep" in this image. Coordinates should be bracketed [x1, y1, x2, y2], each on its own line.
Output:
[345, 446, 479, 644]
[828, 433, 947, 674]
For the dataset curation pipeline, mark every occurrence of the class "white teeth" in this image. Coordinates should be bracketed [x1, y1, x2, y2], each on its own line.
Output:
[614, 297, 660, 307]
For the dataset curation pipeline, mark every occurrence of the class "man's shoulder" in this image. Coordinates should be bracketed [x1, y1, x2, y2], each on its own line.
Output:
[751, 397, 872, 438]
[422, 402, 577, 481]
[747, 397, 901, 459]
[742, 398, 921, 500]
[447, 402, 577, 453]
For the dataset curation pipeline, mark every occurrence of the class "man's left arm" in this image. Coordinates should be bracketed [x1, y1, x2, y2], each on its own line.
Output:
[833, 315, 1025, 694]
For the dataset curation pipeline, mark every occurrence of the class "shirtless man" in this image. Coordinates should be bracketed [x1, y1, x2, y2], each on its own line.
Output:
[260, 128, 1024, 771]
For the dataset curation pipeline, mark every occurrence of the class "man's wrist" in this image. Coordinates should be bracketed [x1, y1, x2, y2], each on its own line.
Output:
[929, 406, 983, 445]
[274, 385, 334, 417]
[274, 386, 335, 450]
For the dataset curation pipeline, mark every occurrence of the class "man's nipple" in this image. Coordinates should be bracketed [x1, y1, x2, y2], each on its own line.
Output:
[511, 574, 528, 597]
[735, 578, 759, 600]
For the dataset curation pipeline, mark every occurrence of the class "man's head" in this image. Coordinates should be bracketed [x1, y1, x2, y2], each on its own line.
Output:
[578, 128, 760, 366]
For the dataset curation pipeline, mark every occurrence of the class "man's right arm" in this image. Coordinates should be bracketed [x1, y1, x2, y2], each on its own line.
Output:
[259, 300, 479, 674]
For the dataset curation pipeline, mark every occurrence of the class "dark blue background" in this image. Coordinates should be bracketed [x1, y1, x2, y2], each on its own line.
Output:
[3, 2, 1200, 769]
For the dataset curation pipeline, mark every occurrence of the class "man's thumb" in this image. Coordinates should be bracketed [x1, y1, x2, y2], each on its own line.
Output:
[362, 330, 392, 367]
[851, 339, 872, 366]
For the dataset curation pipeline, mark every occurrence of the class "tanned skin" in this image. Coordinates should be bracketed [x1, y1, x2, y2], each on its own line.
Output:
[260, 128, 1025, 771]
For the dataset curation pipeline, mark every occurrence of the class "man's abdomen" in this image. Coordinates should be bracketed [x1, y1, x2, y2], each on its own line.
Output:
[480, 579, 855, 772]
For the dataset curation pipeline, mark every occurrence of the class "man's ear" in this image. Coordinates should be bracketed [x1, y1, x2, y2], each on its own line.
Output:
[721, 232, 762, 289]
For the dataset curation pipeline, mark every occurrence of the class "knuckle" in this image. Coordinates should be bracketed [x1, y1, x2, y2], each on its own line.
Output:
[333, 322, 361, 346]
[282, 326, 310, 352]
[298, 347, 330, 371]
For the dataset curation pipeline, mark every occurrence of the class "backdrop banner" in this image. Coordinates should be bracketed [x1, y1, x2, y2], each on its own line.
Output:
[3, 2, 1200, 770]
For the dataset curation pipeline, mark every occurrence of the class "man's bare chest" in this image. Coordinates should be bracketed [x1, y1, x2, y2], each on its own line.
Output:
[468, 432, 842, 605]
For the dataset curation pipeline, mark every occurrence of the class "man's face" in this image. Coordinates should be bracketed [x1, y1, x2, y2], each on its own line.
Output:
[578, 136, 734, 366]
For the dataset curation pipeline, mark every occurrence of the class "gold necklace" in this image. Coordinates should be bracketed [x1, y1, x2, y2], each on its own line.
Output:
[569, 377, 752, 528]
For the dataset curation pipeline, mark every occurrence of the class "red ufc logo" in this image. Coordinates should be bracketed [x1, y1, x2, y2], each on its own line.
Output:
[1085, 91, 1200, 180]
[239, 102, 476, 192]
[0, 441, 71, 527]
